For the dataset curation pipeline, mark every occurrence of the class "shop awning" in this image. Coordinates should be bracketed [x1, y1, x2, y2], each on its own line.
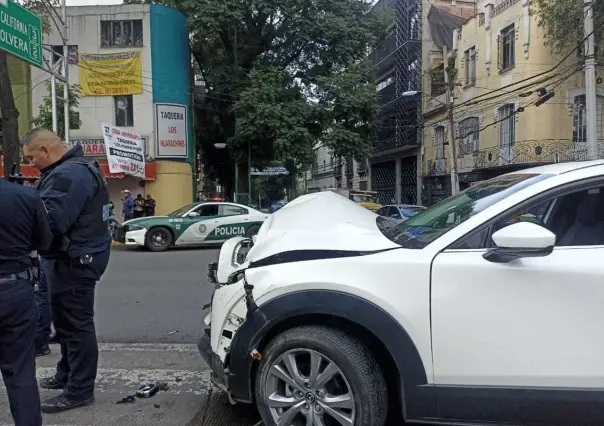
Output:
[0, 161, 156, 181]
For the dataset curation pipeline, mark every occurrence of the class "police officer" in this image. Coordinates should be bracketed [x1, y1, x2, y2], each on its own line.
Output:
[21, 128, 111, 414]
[0, 175, 52, 425]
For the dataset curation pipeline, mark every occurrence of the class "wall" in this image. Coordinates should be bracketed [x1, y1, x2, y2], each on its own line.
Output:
[30, 5, 155, 152]
[146, 4, 193, 214]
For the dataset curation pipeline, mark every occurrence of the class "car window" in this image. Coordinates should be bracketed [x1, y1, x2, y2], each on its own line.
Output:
[378, 173, 554, 249]
[195, 205, 219, 217]
[169, 203, 198, 216]
[377, 207, 386, 216]
[388, 207, 400, 218]
[401, 208, 422, 218]
[220, 205, 247, 216]
[456, 183, 604, 250]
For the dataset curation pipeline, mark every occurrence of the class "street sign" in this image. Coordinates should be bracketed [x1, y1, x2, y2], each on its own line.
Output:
[0, 0, 42, 68]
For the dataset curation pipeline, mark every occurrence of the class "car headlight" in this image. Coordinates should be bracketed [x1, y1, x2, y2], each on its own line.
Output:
[128, 224, 146, 231]
[232, 239, 253, 267]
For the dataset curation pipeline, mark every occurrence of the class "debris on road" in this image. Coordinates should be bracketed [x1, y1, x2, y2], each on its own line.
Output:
[168, 330, 179, 335]
[116, 395, 136, 404]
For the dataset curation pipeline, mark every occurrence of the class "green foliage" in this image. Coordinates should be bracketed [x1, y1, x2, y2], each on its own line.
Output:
[532, 0, 604, 58]
[32, 81, 82, 139]
[253, 175, 287, 202]
[183, 0, 390, 187]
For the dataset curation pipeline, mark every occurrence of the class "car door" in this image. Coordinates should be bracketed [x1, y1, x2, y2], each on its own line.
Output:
[430, 178, 604, 425]
[206, 204, 251, 242]
[176, 204, 220, 245]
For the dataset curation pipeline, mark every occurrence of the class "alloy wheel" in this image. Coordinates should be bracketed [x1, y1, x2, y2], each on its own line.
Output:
[264, 348, 355, 426]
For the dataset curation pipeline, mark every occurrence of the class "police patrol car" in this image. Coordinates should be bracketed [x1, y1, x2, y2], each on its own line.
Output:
[114, 201, 268, 252]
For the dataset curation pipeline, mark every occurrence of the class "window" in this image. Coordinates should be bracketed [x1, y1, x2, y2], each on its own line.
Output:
[458, 183, 604, 250]
[458, 117, 480, 154]
[101, 20, 143, 47]
[114, 95, 134, 127]
[389, 206, 402, 219]
[434, 126, 445, 159]
[498, 25, 515, 71]
[498, 104, 516, 159]
[357, 159, 367, 174]
[195, 204, 219, 217]
[51, 45, 78, 65]
[377, 173, 554, 249]
[464, 47, 476, 87]
[572, 94, 604, 143]
[220, 205, 247, 216]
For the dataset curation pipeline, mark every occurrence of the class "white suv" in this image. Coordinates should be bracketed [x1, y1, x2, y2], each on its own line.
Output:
[199, 161, 604, 426]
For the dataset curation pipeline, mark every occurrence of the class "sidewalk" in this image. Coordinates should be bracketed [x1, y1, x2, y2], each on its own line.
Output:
[0, 343, 259, 426]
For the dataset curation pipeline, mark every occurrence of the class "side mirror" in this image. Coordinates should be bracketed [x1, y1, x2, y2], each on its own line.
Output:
[483, 222, 556, 263]
[188, 212, 200, 217]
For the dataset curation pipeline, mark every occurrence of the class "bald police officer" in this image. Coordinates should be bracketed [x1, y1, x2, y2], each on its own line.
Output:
[0, 175, 52, 425]
[21, 128, 111, 414]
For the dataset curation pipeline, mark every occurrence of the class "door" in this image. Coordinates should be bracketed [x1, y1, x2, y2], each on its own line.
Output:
[430, 180, 604, 425]
[176, 204, 219, 245]
[205, 204, 251, 242]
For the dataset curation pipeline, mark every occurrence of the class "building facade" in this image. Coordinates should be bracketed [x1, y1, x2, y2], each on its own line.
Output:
[26, 4, 194, 215]
[422, 0, 604, 205]
[0, 55, 33, 156]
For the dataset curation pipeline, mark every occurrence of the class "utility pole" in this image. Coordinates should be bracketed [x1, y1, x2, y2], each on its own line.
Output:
[584, 0, 598, 160]
[443, 45, 460, 195]
[50, 52, 58, 134]
[233, 25, 239, 202]
[61, 0, 69, 144]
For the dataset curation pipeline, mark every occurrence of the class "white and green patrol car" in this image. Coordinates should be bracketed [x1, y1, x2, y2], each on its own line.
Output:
[114, 202, 269, 252]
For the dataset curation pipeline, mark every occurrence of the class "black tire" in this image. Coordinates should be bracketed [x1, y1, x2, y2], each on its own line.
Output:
[245, 225, 261, 238]
[144, 227, 173, 252]
[254, 325, 388, 426]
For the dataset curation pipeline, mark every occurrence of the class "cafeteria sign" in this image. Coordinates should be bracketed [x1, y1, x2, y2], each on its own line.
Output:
[80, 50, 143, 96]
[101, 123, 145, 178]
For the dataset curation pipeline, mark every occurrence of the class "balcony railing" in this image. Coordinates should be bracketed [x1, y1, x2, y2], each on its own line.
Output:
[473, 139, 604, 169]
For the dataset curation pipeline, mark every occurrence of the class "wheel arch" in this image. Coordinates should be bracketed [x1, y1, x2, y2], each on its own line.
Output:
[225, 290, 437, 420]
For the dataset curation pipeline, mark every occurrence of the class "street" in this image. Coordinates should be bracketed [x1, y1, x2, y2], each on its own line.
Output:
[0, 247, 261, 425]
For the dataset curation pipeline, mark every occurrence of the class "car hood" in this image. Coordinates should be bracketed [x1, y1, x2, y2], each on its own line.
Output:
[245, 191, 399, 263]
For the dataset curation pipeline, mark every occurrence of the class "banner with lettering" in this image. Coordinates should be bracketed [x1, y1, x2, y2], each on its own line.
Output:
[101, 123, 145, 178]
[80, 51, 143, 96]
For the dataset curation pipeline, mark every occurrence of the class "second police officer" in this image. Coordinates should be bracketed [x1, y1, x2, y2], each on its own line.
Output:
[21, 128, 112, 414]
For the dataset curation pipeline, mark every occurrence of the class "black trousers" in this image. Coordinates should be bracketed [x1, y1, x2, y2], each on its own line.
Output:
[0, 277, 42, 426]
[48, 249, 110, 401]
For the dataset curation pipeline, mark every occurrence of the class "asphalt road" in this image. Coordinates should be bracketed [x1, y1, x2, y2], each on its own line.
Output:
[96, 246, 218, 344]
[0, 247, 262, 425]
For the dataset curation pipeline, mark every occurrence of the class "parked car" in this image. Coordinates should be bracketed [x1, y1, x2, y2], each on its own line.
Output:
[113, 201, 268, 252]
[200, 160, 604, 426]
[377, 204, 426, 221]
[269, 201, 287, 212]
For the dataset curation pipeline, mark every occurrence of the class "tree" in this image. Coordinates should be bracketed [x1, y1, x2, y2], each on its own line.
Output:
[532, 0, 604, 58]
[184, 0, 390, 196]
[0, 0, 57, 177]
[32, 82, 82, 139]
[253, 175, 287, 203]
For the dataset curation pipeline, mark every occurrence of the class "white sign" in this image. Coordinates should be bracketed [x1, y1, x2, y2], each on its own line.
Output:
[101, 123, 145, 178]
[69, 137, 147, 157]
[155, 103, 188, 158]
[0, 0, 7, 8]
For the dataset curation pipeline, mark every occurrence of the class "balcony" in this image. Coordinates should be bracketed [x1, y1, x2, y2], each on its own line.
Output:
[473, 139, 604, 170]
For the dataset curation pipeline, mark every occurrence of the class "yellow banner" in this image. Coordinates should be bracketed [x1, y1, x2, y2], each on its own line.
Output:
[79, 51, 143, 96]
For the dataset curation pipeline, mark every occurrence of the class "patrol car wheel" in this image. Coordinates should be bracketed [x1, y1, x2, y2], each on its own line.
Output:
[245, 225, 261, 238]
[145, 227, 172, 252]
[254, 326, 387, 426]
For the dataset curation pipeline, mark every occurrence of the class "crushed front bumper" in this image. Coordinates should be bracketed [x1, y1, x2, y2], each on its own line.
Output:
[197, 327, 229, 392]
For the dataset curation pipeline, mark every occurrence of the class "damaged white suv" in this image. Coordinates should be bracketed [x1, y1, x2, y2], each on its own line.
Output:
[199, 161, 604, 426]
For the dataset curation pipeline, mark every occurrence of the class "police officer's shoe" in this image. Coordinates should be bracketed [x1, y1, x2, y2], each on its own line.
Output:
[41, 394, 95, 413]
[36, 344, 51, 357]
[39, 376, 66, 390]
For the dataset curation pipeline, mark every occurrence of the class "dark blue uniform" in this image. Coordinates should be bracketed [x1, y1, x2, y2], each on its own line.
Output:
[35, 144, 111, 412]
[0, 178, 52, 426]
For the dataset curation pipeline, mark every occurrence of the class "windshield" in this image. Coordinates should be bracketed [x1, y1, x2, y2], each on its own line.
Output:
[379, 173, 553, 249]
[351, 194, 375, 203]
[168, 203, 198, 217]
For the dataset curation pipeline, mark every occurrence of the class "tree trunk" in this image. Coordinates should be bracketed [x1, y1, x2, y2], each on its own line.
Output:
[0, 50, 20, 178]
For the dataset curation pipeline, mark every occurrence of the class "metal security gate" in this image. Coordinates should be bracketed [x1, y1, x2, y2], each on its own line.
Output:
[371, 161, 396, 205]
[400, 156, 417, 204]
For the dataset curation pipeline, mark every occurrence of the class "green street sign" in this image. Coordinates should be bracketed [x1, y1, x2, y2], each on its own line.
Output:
[0, 0, 42, 68]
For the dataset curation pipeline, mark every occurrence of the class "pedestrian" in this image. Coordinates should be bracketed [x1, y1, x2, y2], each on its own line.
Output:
[0, 177, 53, 426]
[133, 193, 145, 218]
[21, 128, 112, 414]
[144, 193, 156, 217]
[122, 189, 134, 221]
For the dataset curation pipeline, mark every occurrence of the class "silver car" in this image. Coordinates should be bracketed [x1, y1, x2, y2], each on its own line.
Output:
[377, 204, 426, 221]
